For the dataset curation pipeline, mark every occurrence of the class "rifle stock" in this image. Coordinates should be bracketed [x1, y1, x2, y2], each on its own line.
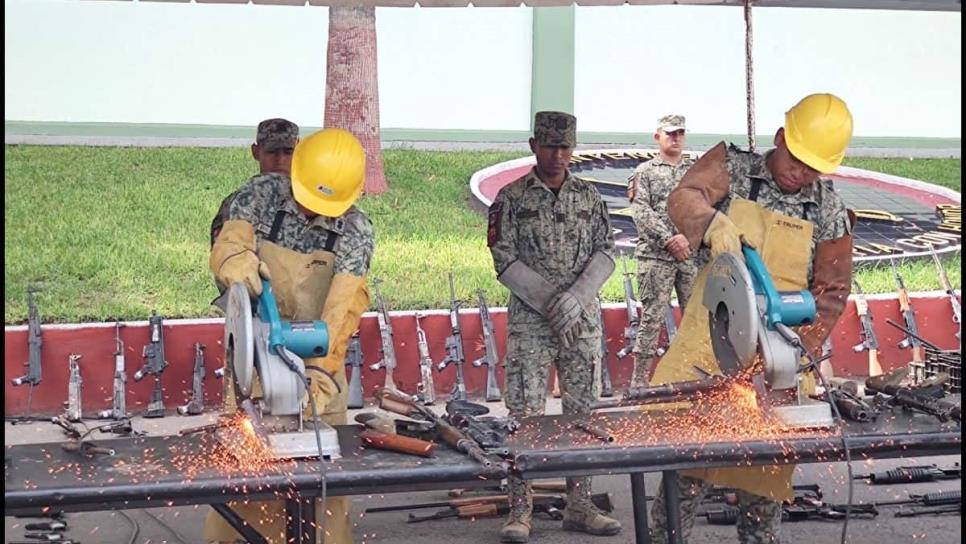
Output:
[852, 280, 883, 377]
[360, 429, 437, 457]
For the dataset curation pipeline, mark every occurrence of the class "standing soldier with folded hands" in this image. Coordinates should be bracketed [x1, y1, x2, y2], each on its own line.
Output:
[205, 128, 375, 544]
[488, 111, 622, 543]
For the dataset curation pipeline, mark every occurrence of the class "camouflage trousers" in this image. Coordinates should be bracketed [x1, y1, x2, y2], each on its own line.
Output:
[503, 328, 601, 520]
[632, 258, 697, 386]
[650, 474, 782, 544]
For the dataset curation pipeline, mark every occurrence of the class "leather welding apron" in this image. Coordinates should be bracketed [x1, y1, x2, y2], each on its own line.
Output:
[650, 198, 814, 502]
[206, 240, 353, 544]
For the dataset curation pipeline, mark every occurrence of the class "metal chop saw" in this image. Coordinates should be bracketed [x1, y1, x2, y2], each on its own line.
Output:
[703, 245, 834, 428]
[222, 280, 342, 459]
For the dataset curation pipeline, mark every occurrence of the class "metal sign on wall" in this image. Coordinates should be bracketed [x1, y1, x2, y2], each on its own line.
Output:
[471, 150, 962, 263]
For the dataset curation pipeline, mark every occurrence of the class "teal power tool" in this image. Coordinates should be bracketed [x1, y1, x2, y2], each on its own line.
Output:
[704, 245, 832, 428]
[223, 279, 341, 459]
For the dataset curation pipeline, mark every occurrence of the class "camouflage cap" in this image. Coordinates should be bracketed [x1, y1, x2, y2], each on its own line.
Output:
[533, 111, 577, 148]
[657, 114, 686, 133]
[256, 118, 299, 152]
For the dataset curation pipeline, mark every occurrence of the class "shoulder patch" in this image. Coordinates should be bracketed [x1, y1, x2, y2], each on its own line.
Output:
[487, 202, 503, 247]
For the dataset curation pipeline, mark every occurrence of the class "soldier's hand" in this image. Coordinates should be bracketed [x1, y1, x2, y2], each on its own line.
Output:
[703, 213, 746, 258]
[665, 234, 691, 261]
[218, 251, 271, 298]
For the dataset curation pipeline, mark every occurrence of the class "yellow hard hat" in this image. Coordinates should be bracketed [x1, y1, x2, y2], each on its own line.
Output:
[783, 93, 853, 174]
[290, 128, 366, 217]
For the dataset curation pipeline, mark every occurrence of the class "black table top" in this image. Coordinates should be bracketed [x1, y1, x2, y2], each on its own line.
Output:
[6, 407, 961, 517]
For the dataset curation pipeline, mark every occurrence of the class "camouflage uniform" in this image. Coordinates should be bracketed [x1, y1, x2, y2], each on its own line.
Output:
[223, 173, 374, 277]
[488, 112, 617, 535]
[650, 142, 850, 544]
[628, 145, 697, 387]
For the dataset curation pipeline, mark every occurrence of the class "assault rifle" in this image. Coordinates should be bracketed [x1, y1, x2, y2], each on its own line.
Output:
[346, 331, 364, 409]
[890, 258, 925, 380]
[98, 322, 127, 420]
[133, 312, 168, 418]
[178, 343, 206, 415]
[854, 463, 961, 485]
[598, 298, 614, 398]
[616, 258, 639, 360]
[851, 280, 883, 377]
[414, 313, 436, 405]
[369, 279, 398, 392]
[376, 387, 506, 474]
[473, 289, 501, 402]
[65, 354, 83, 422]
[12, 289, 43, 401]
[655, 305, 678, 357]
[437, 273, 467, 401]
[929, 245, 961, 340]
[866, 365, 961, 422]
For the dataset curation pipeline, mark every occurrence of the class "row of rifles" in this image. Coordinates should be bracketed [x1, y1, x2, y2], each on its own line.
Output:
[11, 293, 207, 424]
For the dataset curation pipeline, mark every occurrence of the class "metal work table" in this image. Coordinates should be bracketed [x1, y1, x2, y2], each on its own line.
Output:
[505, 408, 962, 544]
[5, 409, 961, 544]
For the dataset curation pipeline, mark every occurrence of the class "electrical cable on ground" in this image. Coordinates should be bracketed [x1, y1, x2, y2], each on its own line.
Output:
[117, 510, 140, 544]
[140, 508, 189, 544]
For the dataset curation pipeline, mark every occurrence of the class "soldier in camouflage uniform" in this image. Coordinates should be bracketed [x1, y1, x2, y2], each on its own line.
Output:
[204, 128, 373, 544]
[650, 94, 856, 544]
[627, 114, 698, 387]
[488, 111, 622, 543]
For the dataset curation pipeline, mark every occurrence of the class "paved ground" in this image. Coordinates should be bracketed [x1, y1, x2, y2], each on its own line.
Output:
[5, 397, 961, 544]
[3, 134, 961, 158]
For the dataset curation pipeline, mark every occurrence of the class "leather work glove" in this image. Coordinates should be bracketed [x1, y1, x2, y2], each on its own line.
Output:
[304, 358, 342, 416]
[546, 252, 615, 347]
[210, 219, 271, 297]
[703, 212, 746, 258]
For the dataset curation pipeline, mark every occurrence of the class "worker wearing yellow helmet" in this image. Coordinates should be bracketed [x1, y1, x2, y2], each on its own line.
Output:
[205, 127, 373, 544]
[648, 93, 856, 543]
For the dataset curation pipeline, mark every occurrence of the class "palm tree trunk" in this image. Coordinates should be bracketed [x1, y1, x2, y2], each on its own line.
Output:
[325, 5, 387, 195]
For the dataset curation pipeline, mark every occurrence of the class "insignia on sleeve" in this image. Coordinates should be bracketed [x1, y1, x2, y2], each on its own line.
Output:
[487, 202, 503, 247]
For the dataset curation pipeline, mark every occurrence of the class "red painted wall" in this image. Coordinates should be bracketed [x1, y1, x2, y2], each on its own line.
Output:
[4, 293, 960, 417]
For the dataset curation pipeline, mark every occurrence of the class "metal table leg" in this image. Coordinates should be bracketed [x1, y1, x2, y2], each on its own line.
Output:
[662, 470, 683, 544]
[286, 495, 317, 544]
[211, 503, 268, 544]
[630, 472, 651, 544]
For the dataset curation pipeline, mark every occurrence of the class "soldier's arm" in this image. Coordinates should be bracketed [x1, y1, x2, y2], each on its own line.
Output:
[488, 188, 519, 274]
[667, 142, 731, 250]
[630, 168, 676, 247]
[799, 198, 855, 356]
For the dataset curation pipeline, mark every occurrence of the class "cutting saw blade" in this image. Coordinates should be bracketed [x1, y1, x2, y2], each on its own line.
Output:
[225, 283, 255, 398]
[703, 251, 759, 377]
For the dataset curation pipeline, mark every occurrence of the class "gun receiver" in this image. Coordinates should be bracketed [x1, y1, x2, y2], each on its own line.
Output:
[414, 313, 437, 405]
[98, 322, 128, 420]
[890, 259, 925, 377]
[437, 273, 467, 401]
[346, 331, 365, 409]
[368, 279, 399, 392]
[473, 290, 502, 402]
[598, 298, 614, 398]
[134, 312, 168, 418]
[851, 280, 883, 377]
[13, 289, 43, 390]
[178, 343, 206, 415]
[616, 258, 639, 360]
[65, 354, 83, 422]
[929, 246, 961, 340]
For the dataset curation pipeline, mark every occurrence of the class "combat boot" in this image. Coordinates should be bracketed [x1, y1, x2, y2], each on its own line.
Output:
[631, 352, 652, 388]
[499, 513, 532, 543]
[563, 499, 622, 537]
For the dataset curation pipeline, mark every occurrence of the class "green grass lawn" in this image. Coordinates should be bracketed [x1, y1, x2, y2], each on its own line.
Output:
[3, 146, 961, 323]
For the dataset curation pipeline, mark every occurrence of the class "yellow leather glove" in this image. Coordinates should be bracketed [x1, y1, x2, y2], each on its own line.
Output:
[210, 219, 271, 297]
[302, 273, 370, 418]
[703, 212, 745, 258]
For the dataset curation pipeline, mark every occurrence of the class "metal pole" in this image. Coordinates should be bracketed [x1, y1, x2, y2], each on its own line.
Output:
[211, 503, 268, 544]
[662, 470, 683, 544]
[630, 472, 652, 544]
[744, 0, 756, 151]
[286, 496, 317, 544]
